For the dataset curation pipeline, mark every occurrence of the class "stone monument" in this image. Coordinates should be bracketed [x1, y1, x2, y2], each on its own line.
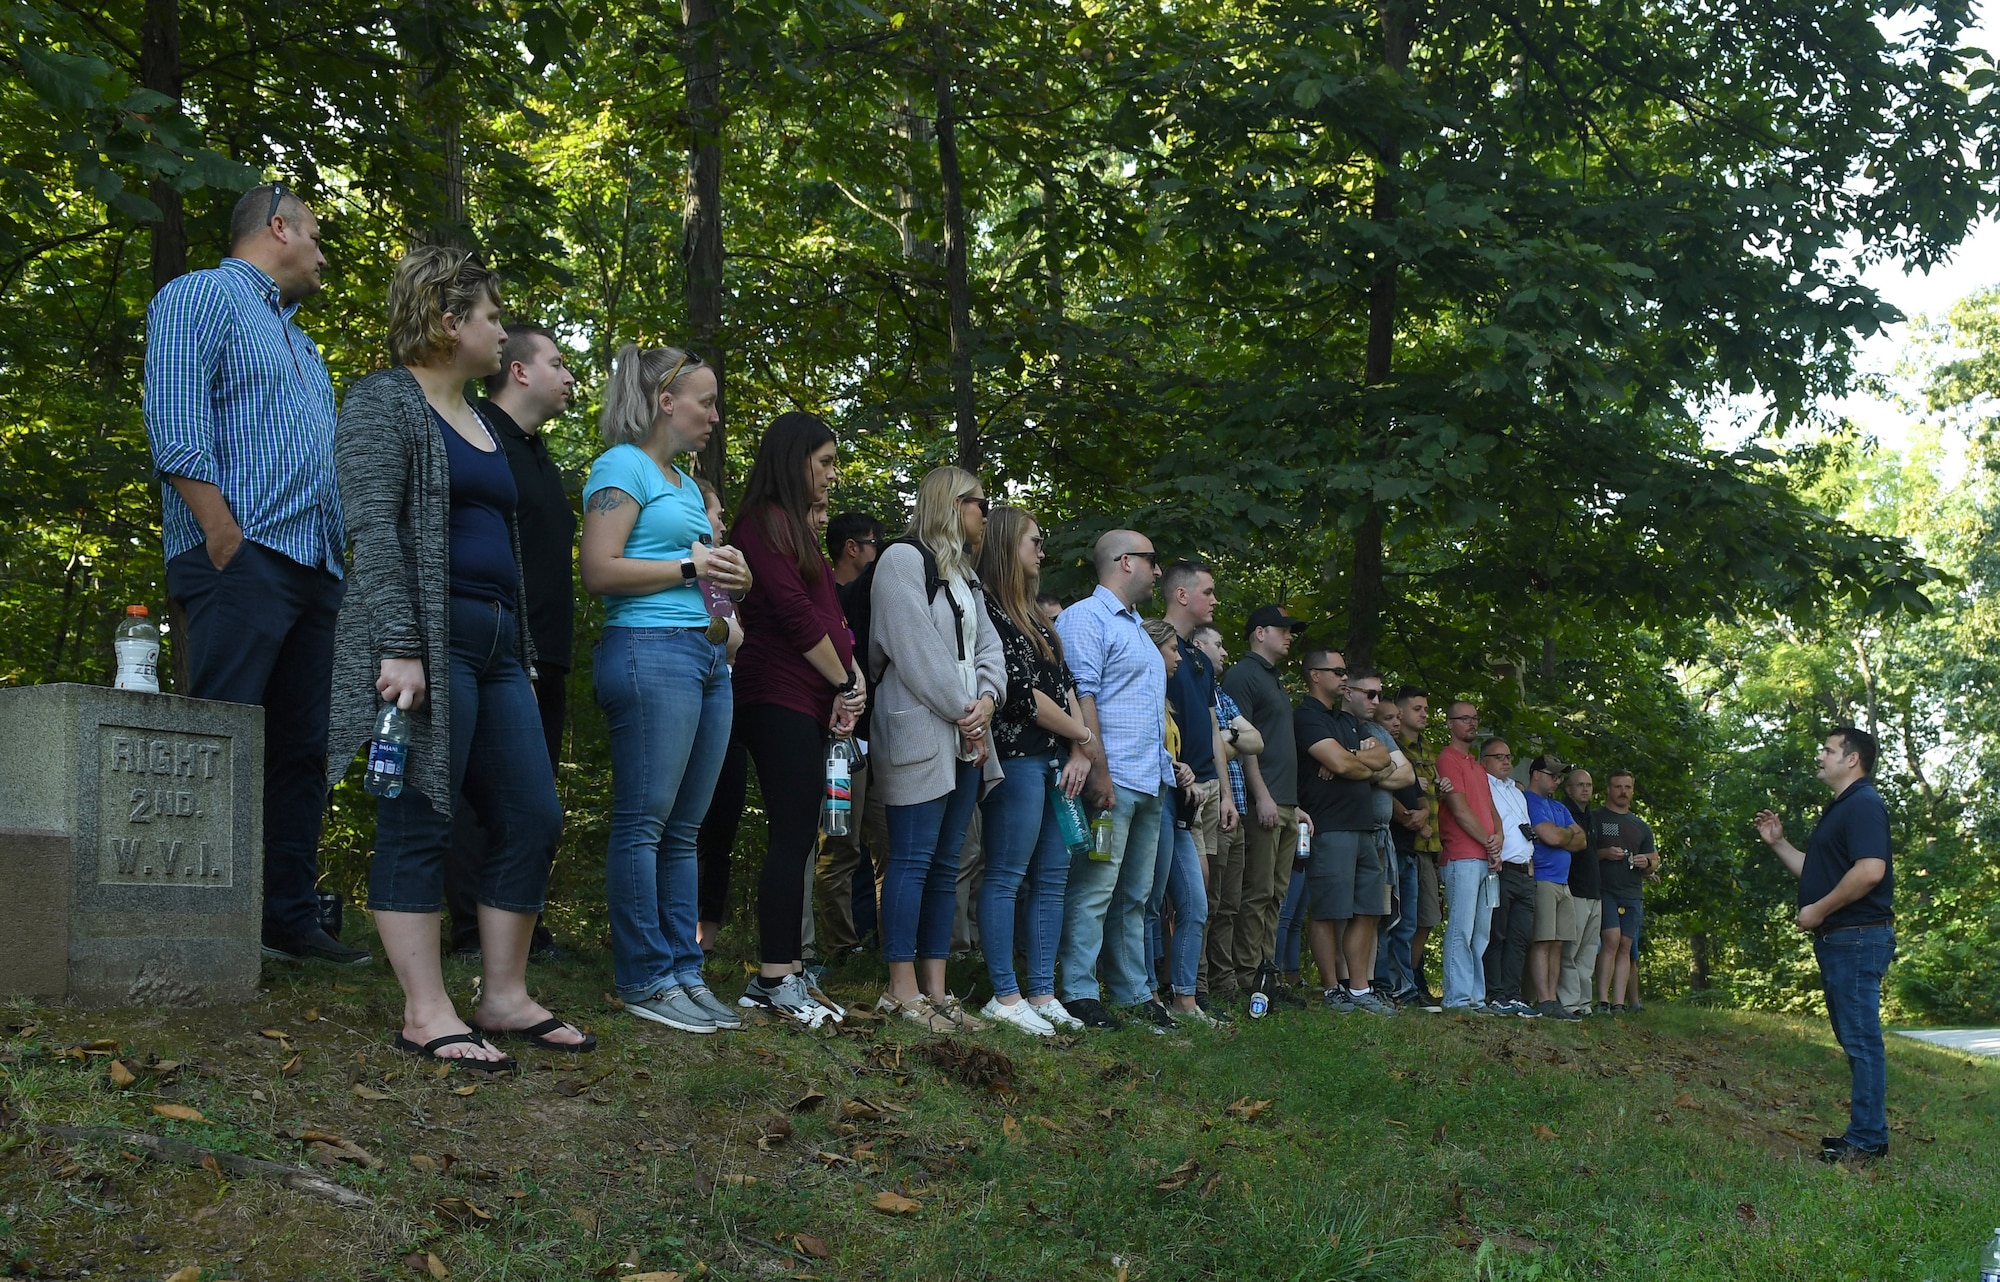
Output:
[0, 683, 263, 1006]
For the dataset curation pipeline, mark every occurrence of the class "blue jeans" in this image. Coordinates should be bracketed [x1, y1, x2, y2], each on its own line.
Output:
[595, 626, 733, 1001]
[1144, 793, 1209, 997]
[1058, 784, 1162, 1007]
[166, 541, 344, 940]
[1376, 838, 1419, 995]
[371, 598, 561, 917]
[881, 760, 982, 963]
[979, 755, 1072, 998]
[1440, 858, 1495, 1008]
[1275, 866, 1307, 973]
[1816, 925, 1895, 1150]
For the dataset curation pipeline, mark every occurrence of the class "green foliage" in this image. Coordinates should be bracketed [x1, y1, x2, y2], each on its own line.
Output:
[2, 0, 1998, 1017]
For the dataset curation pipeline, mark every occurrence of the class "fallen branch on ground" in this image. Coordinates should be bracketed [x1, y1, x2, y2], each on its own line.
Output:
[33, 1124, 374, 1209]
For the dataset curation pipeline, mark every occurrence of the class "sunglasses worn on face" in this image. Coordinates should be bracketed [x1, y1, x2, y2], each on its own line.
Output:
[1354, 688, 1383, 700]
[961, 495, 989, 515]
[1119, 549, 1159, 565]
[1308, 666, 1347, 676]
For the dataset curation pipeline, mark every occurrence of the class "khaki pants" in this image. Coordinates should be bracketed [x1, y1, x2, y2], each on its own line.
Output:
[1232, 804, 1296, 990]
[1558, 895, 1603, 1013]
[1193, 780, 1242, 993]
[814, 752, 889, 952]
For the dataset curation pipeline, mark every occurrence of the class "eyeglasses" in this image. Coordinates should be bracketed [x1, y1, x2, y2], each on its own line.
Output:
[1118, 549, 1159, 565]
[960, 495, 989, 515]
[1447, 714, 1478, 723]
[856, 538, 879, 548]
[1029, 535, 1045, 548]
[1308, 666, 1347, 676]
[1481, 752, 1513, 762]
[264, 181, 289, 227]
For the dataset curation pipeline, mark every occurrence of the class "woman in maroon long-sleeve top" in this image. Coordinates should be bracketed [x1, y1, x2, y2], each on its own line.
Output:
[727, 411, 866, 1025]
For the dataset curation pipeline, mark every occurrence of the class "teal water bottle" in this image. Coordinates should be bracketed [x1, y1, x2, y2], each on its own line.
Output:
[1048, 758, 1090, 857]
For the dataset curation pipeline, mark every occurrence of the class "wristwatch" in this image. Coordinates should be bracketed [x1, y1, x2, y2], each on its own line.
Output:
[836, 671, 858, 694]
[680, 559, 699, 583]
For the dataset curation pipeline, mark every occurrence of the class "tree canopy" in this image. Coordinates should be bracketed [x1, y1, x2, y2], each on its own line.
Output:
[3, 0, 1996, 1011]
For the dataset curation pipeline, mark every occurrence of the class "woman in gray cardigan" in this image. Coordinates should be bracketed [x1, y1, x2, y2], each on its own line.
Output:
[327, 247, 584, 1071]
[869, 466, 1006, 1033]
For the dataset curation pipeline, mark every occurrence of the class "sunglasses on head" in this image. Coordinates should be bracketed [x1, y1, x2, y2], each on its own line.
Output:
[265, 181, 289, 227]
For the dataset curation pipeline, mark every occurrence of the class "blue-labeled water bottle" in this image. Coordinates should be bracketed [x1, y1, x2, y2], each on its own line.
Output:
[823, 738, 857, 836]
[1048, 758, 1091, 858]
[1980, 1226, 2000, 1282]
[363, 701, 411, 798]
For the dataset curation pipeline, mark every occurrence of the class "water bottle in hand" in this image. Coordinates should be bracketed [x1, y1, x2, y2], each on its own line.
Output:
[363, 701, 411, 798]
[823, 739, 856, 836]
[1049, 759, 1091, 857]
[113, 605, 160, 693]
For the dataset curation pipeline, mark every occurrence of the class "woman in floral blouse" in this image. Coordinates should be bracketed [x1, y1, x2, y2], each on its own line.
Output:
[974, 505, 1095, 1036]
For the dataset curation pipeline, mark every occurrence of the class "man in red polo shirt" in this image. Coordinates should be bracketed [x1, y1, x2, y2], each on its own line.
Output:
[1433, 700, 1502, 1011]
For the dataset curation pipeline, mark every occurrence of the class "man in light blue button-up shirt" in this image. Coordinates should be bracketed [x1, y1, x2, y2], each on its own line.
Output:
[1053, 530, 1168, 1023]
[144, 183, 365, 965]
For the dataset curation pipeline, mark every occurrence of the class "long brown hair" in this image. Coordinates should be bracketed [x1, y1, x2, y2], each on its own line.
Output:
[978, 505, 1060, 664]
[735, 411, 836, 582]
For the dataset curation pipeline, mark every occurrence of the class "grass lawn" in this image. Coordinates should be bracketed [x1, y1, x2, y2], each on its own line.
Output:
[3, 937, 1996, 1281]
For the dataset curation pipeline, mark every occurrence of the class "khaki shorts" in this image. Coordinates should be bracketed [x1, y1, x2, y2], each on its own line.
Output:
[1532, 878, 1577, 943]
[1415, 850, 1442, 929]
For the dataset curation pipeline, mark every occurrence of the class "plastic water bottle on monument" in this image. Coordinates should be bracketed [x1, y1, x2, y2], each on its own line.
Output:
[823, 738, 857, 836]
[363, 701, 411, 798]
[113, 605, 160, 693]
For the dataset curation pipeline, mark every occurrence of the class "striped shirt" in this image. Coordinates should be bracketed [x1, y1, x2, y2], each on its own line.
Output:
[1054, 585, 1170, 795]
[1216, 688, 1248, 813]
[143, 258, 344, 575]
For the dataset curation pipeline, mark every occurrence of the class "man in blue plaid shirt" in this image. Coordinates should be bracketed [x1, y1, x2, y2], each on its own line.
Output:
[143, 182, 366, 966]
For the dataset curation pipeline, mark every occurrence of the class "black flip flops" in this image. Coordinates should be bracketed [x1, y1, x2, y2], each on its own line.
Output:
[470, 1016, 598, 1054]
[392, 1031, 519, 1074]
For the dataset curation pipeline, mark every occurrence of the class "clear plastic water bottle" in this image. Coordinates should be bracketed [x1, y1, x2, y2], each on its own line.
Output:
[1048, 760, 1091, 858]
[362, 701, 411, 798]
[1980, 1226, 2000, 1282]
[823, 739, 856, 836]
[113, 605, 160, 693]
[1089, 812, 1115, 861]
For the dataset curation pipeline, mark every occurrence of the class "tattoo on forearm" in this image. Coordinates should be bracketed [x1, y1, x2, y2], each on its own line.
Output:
[586, 488, 631, 514]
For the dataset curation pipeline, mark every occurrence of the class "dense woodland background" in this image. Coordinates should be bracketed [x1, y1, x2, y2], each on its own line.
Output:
[2, 0, 1997, 1017]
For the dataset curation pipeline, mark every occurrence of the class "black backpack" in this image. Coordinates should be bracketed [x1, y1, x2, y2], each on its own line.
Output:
[840, 539, 967, 736]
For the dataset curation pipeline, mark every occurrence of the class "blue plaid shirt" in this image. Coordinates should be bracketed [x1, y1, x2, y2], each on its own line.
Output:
[1216, 688, 1248, 813]
[1054, 585, 1170, 795]
[143, 258, 344, 575]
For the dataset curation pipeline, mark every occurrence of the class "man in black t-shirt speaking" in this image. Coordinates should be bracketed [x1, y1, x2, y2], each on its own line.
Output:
[1591, 770, 1657, 1011]
[1755, 726, 1895, 1165]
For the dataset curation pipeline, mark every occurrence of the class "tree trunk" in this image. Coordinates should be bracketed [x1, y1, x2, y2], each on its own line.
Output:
[139, 0, 185, 293]
[934, 26, 977, 473]
[1343, 0, 1414, 671]
[1689, 930, 1711, 991]
[683, 0, 728, 494]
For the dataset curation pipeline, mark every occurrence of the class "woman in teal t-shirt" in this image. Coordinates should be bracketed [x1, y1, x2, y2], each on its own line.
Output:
[580, 343, 752, 1036]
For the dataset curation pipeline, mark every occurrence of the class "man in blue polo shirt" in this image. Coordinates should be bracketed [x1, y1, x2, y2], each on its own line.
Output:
[144, 182, 363, 966]
[1755, 725, 1895, 1165]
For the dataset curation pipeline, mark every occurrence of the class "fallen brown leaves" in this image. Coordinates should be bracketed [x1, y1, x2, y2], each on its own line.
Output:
[1224, 1097, 1272, 1122]
[1154, 1157, 1199, 1192]
[152, 1103, 205, 1123]
[871, 1189, 922, 1215]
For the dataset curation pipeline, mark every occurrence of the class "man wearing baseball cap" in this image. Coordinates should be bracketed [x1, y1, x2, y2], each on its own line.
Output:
[1219, 604, 1307, 1003]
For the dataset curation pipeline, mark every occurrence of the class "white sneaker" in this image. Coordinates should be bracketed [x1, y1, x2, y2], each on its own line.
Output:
[980, 996, 1055, 1037]
[739, 974, 833, 1028]
[1028, 998, 1084, 1031]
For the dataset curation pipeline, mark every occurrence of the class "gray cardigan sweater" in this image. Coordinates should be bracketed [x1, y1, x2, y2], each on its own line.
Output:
[325, 366, 535, 817]
[867, 541, 1006, 807]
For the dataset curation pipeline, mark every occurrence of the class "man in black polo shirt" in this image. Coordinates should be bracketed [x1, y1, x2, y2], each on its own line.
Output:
[1755, 726, 1895, 1165]
[1557, 769, 1602, 1016]
[1294, 647, 1394, 1015]
[445, 323, 577, 958]
[1221, 604, 1305, 1000]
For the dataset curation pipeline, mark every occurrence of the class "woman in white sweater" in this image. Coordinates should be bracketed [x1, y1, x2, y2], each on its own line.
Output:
[869, 466, 1006, 1032]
